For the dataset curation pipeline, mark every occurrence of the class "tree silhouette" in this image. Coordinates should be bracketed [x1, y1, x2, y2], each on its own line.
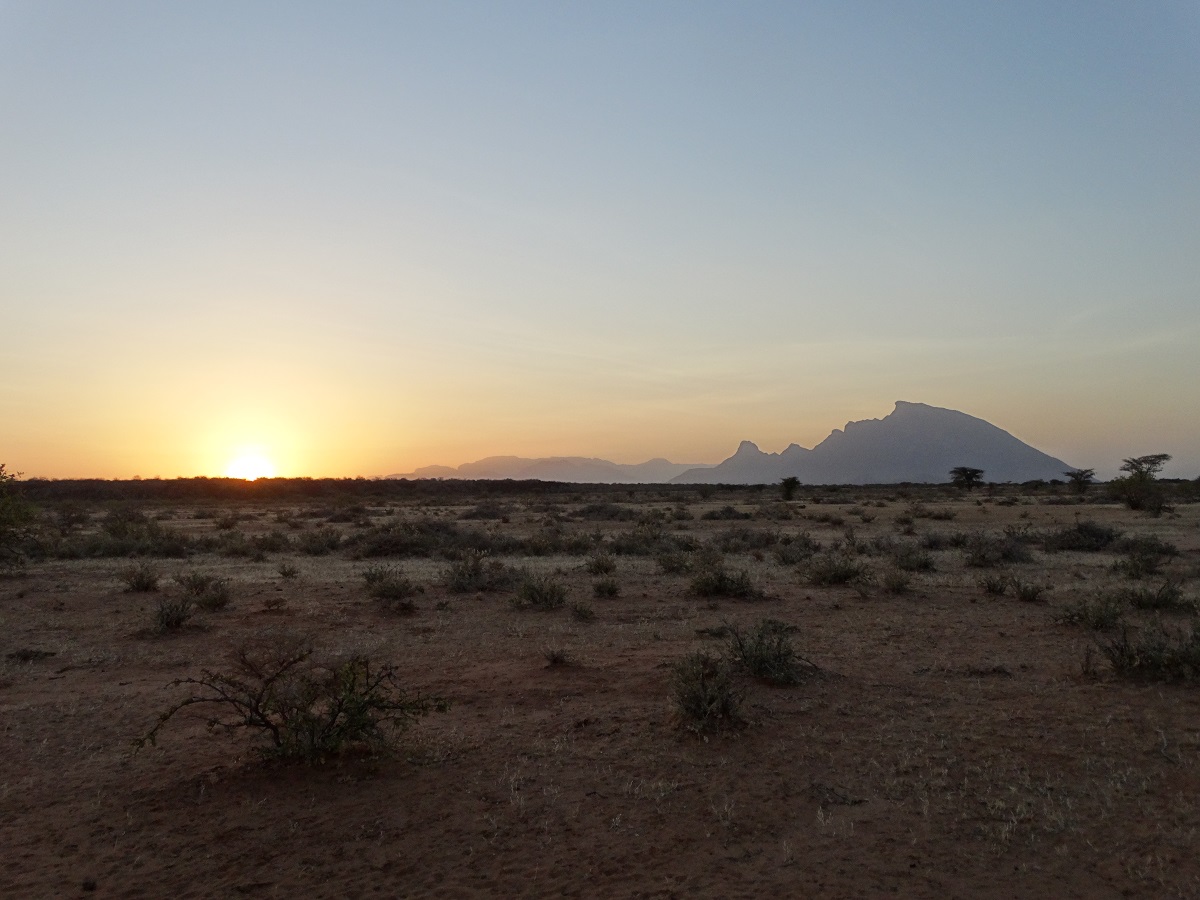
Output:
[949, 466, 985, 490]
[1063, 468, 1095, 495]
[1112, 454, 1171, 512]
[780, 476, 800, 502]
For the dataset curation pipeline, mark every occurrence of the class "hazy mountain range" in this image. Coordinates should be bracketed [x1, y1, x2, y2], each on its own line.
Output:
[389, 456, 707, 484]
[387, 402, 1073, 485]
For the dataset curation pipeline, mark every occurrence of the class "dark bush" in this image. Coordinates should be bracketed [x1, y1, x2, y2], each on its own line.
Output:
[726, 619, 816, 685]
[137, 632, 449, 761]
[671, 651, 742, 733]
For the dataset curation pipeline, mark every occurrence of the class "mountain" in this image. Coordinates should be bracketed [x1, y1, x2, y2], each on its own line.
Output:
[387, 456, 711, 484]
[671, 401, 1072, 484]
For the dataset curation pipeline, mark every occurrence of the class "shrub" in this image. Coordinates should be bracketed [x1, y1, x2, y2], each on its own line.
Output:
[726, 619, 815, 685]
[1042, 520, 1120, 553]
[772, 532, 820, 565]
[882, 569, 911, 594]
[571, 602, 595, 622]
[804, 551, 869, 587]
[574, 502, 638, 521]
[714, 527, 778, 554]
[585, 551, 616, 575]
[657, 550, 692, 574]
[1055, 596, 1125, 631]
[511, 573, 567, 610]
[691, 566, 763, 600]
[278, 562, 299, 580]
[137, 632, 449, 761]
[700, 505, 752, 521]
[1112, 549, 1164, 580]
[671, 651, 742, 732]
[177, 572, 232, 611]
[962, 532, 1032, 567]
[251, 530, 293, 553]
[154, 596, 194, 633]
[1119, 581, 1192, 612]
[593, 578, 620, 598]
[893, 543, 935, 572]
[1010, 579, 1048, 603]
[978, 574, 1009, 596]
[1099, 624, 1200, 681]
[0, 464, 35, 569]
[442, 550, 518, 593]
[543, 644, 573, 666]
[361, 565, 418, 611]
[122, 562, 160, 592]
[297, 527, 342, 556]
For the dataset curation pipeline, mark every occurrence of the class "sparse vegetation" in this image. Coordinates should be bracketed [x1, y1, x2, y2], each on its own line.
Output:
[511, 572, 568, 610]
[361, 565, 419, 611]
[1055, 595, 1126, 631]
[177, 571, 232, 611]
[138, 632, 448, 761]
[671, 651, 742, 732]
[691, 564, 763, 600]
[154, 596, 194, 633]
[443, 550, 518, 593]
[804, 550, 870, 587]
[0, 464, 35, 568]
[122, 562, 160, 592]
[726, 619, 816, 685]
[1118, 581, 1191, 612]
[1099, 623, 1200, 681]
[593, 578, 620, 598]
[585, 551, 616, 575]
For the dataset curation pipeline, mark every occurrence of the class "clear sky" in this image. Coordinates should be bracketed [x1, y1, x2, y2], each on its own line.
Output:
[3, 1, 1198, 480]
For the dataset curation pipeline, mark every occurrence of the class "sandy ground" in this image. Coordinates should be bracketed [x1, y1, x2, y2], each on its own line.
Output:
[2, 487, 1199, 898]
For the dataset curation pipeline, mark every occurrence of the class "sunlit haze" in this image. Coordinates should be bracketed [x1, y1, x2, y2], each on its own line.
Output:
[3, 3, 1198, 480]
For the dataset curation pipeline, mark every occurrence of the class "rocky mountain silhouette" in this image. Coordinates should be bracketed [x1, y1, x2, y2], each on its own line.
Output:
[671, 401, 1072, 484]
[387, 456, 710, 484]
[388, 402, 1072, 485]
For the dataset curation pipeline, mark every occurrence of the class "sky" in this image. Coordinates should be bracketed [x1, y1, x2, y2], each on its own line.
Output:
[2, 1, 1198, 480]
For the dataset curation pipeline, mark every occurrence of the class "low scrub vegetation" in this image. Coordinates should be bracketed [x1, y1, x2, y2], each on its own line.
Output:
[361, 565, 419, 611]
[177, 571, 232, 611]
[511, 572, 568, 610]
[138, 632, 448, 762]
[671, 651, 742, 733]
[804, 550, 870, 587]
[726, 619, 816, 685]
[691, 564, 763, 600]
[1099, 624, 1200, 681]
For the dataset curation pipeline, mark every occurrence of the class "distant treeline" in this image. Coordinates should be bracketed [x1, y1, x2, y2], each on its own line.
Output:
[15, 475, 1195, 507]
[13, 477, 704, 505]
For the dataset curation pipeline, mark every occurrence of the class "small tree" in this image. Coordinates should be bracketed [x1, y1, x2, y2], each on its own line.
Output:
[0, 464, 35, 569]
[1111, 454, 1171, 513]
[780, 476, 800, 502]
[137, 631, 449, 762]
[1063, 468, 1095, 495]
[949, 466, 985, 490]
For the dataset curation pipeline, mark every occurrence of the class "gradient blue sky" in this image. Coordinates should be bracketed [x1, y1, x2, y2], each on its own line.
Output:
[3, 1, 1198, 479]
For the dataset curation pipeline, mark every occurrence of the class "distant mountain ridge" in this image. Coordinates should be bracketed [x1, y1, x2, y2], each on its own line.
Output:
[671, 401, 1071, 484]
[386, 456, 710, 484]
[388, 402, 1073, 485]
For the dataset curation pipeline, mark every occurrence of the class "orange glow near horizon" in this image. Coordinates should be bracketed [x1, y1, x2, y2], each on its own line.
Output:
[223, 451, 277, 481]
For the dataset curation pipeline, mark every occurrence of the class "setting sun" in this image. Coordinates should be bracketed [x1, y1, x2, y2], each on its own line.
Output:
[224, 452, 276, 480]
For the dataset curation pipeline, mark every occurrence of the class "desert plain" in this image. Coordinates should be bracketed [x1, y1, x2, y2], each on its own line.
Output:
[2, 480, 1199, 898]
